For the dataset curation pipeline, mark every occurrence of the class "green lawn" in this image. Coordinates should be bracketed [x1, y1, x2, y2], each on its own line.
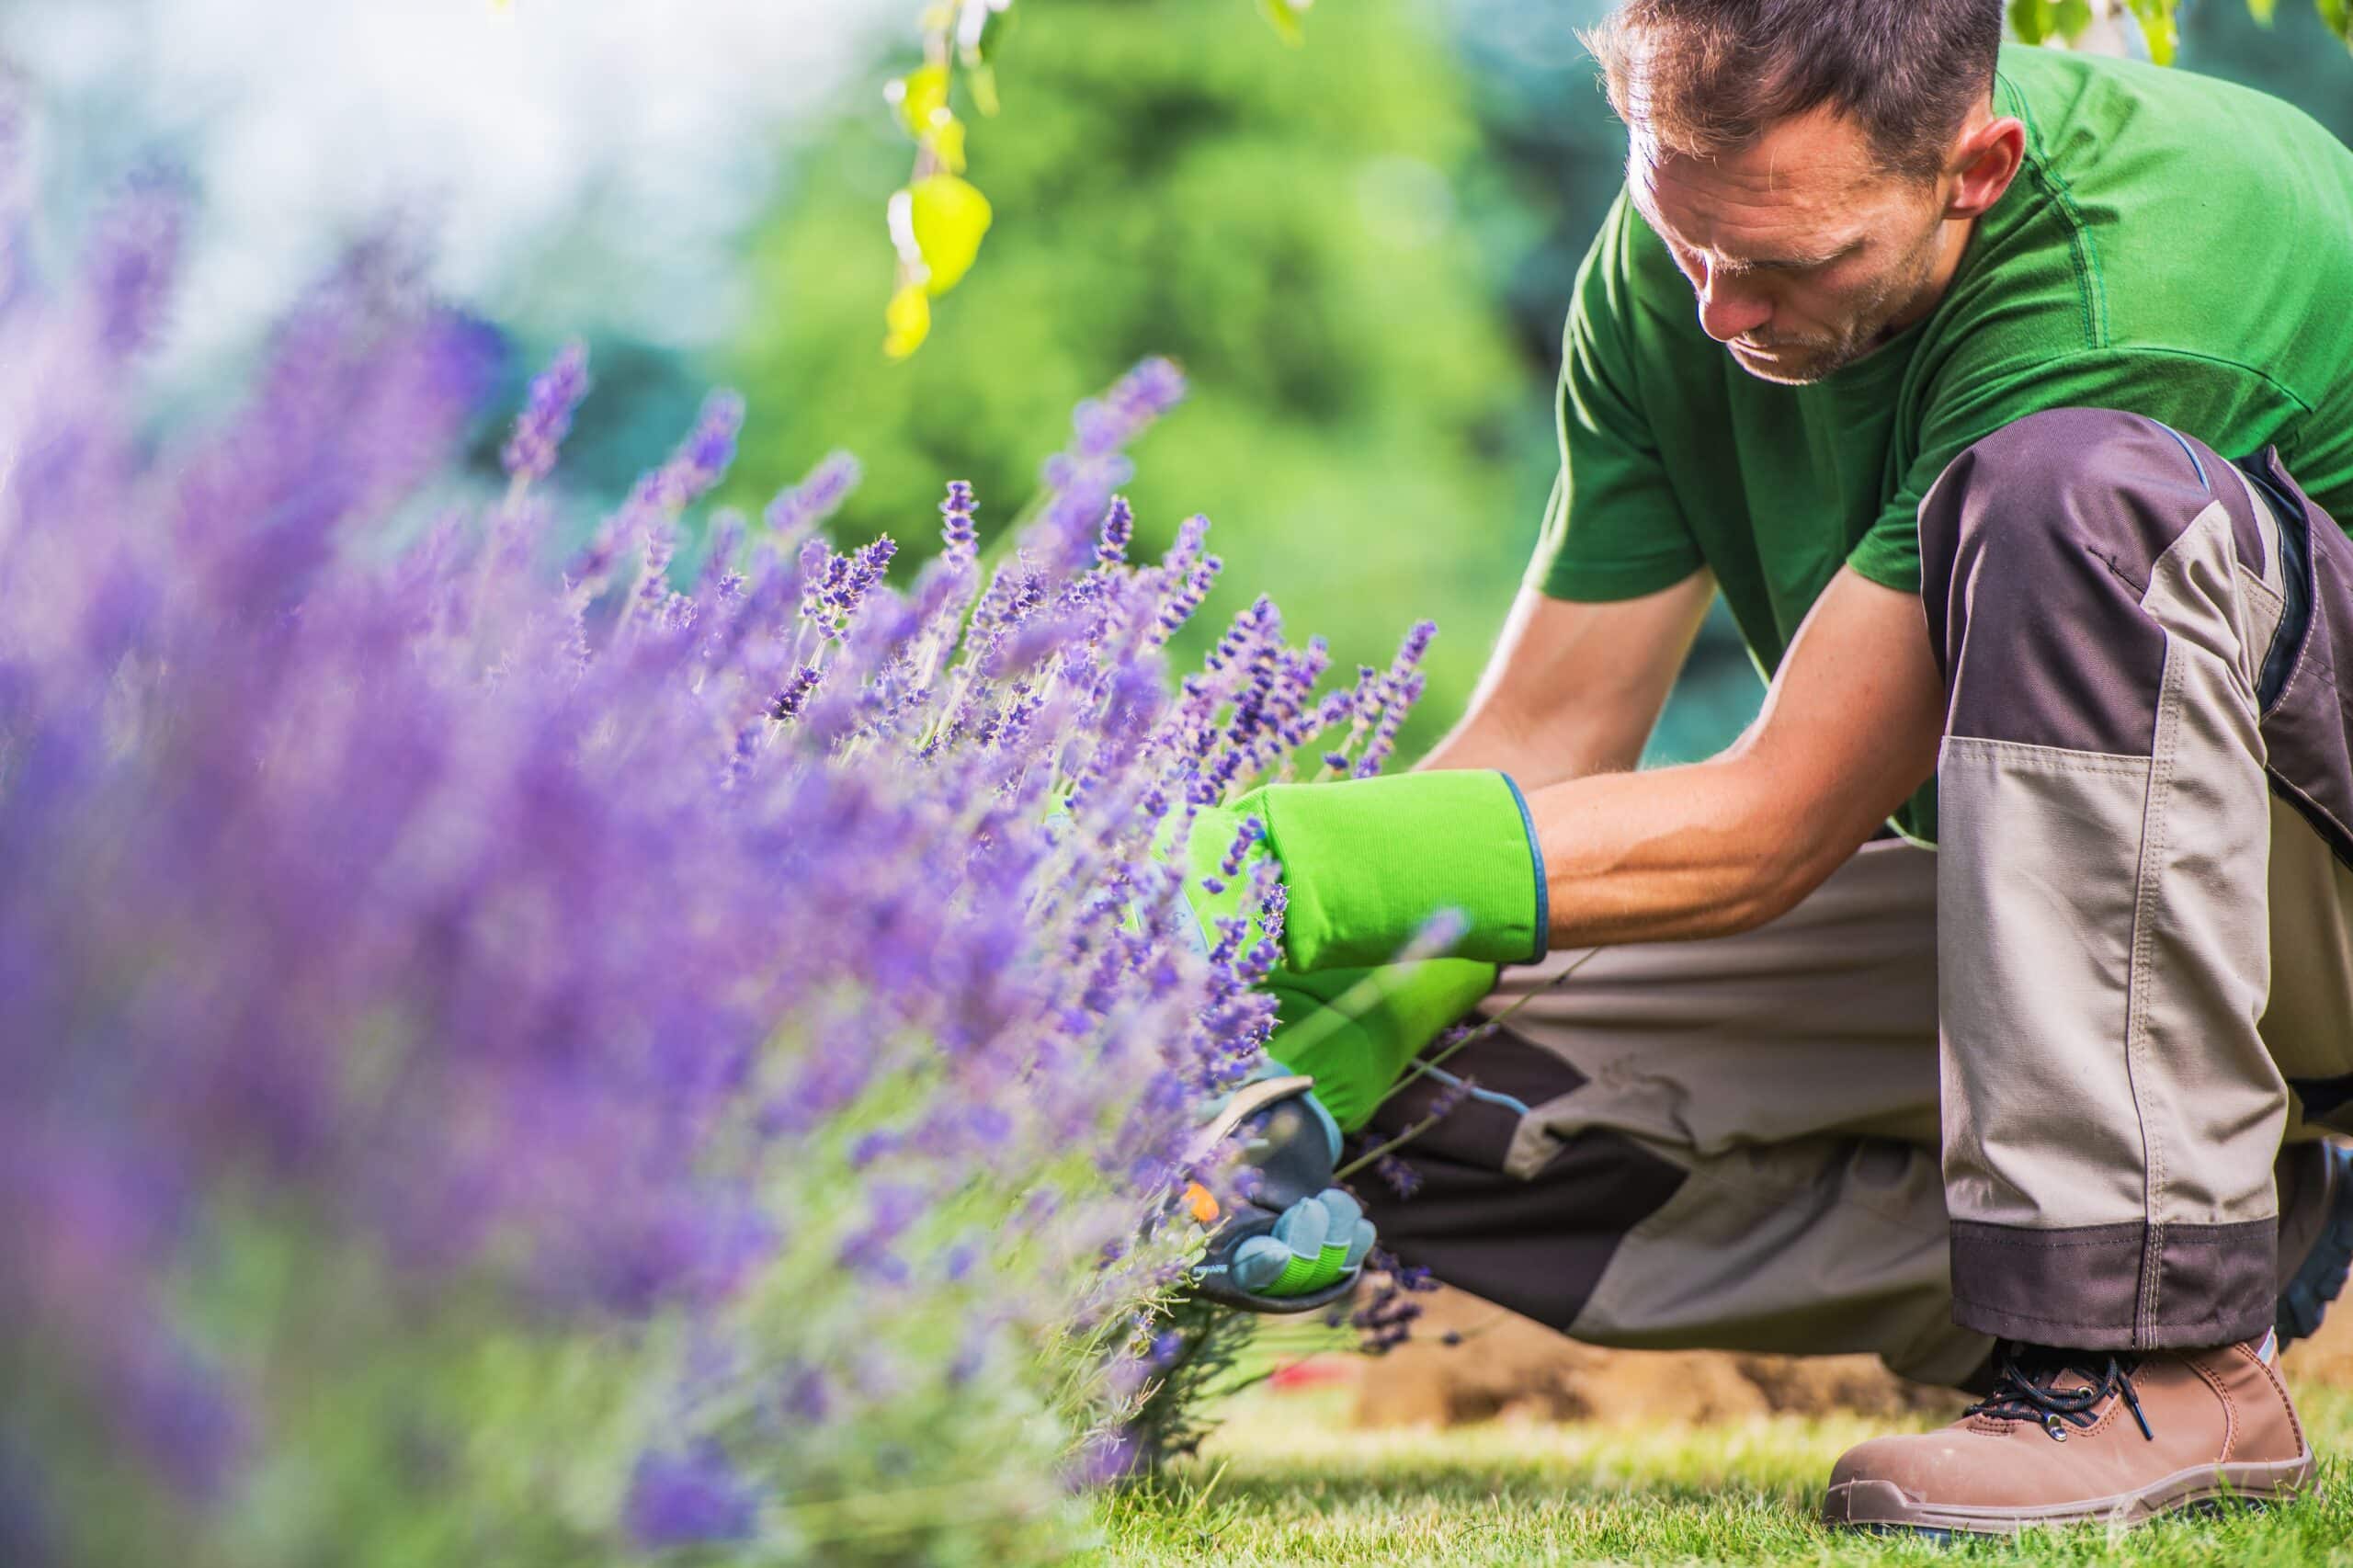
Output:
[1091, 1380, 2353, 1565]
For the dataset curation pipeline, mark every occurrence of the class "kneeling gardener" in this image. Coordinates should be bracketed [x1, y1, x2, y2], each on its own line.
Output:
[1197, 0, 2353, 1537]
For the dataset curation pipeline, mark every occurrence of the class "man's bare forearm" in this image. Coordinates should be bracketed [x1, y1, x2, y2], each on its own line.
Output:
[1523, 751, 1856, 947]
[1521, 568, 1945, 949]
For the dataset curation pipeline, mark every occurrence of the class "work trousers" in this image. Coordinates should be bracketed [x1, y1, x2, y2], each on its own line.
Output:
[1351, 409, 2353, 1378]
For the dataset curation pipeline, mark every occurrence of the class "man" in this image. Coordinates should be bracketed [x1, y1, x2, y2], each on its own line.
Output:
[1194, 0, 2353, 1537]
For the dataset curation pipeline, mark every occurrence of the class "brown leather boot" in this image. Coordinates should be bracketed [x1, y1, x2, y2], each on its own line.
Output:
[1823, 1339, 2317, 1536]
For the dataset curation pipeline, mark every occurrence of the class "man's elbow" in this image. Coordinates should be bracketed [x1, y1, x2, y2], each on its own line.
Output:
[1706, 794, 1871, 938]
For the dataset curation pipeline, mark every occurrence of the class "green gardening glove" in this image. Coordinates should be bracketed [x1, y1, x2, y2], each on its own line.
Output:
[1182, 770, 1543, 1131]
[1183, 770, 1550, 976]
[1171, 771, 1546, 1308]
[1263, 959, 1498, 1133]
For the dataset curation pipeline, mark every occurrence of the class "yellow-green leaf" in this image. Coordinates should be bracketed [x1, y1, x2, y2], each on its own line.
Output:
[908, 174, 993, 297]
[883, 283, 931, 359]
[2249, 0, 2277, 23]
[967, 62, 1001, 118]
[1256, 0, 1304, 46]
[2052, 0, 2092, 40]
[2125, 0, 2175, 62]
[2008, 0, 2050, 45]
[888, 63, 951, 142]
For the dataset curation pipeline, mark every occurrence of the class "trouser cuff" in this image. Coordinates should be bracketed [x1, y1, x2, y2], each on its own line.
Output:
[1949, 1218, 2277, 1350]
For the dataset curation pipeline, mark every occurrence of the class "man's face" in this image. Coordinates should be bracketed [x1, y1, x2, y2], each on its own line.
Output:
[1628, 107, 1953, 385]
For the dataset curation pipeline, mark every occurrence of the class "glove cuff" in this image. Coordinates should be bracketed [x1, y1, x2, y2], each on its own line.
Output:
[1250, 769, 1547, 972]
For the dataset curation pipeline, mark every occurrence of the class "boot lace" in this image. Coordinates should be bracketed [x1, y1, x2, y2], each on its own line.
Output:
[1964, 1344, 2153, 1443]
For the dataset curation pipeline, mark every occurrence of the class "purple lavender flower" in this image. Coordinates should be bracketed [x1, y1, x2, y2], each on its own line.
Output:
[1351, 1247, 1440, 1354]
[0, 179, 1439, 1558]
[644, 390, 745, 513]
[845, 535, 899, 605]
[1355, 620, 1438, 778]
[112, 1337, 248, 1502]
[625, 1442, 758, 1549]
[940, 479, 979, 566]
[1096, 494, 1134, 568]
[1393, 908, 1470, 963]
[847, 1129, 902, 1169]
[837, 1182, 926, 1281]
[500, 340, 590, 484]
[1358, 670, 1427, 777]
[781, 1363, 835, 1424]
[1218, 816, 1265, 880]
[1424, 1073, 1475, 1125]
[1030, 360, 1186, 574]
[765, 449, 862, 541]
[84, 172, 188, 361]
[1374, 1153, 1424, 1199]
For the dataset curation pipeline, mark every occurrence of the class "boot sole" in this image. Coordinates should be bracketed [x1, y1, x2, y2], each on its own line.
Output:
[1823, 1449, 2318, 1538]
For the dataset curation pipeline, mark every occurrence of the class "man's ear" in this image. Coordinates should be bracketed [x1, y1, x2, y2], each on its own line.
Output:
[1945, 116, 2026, 222]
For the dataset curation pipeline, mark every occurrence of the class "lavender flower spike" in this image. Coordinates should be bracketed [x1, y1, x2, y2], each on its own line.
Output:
[625, 1443, 759, 1548]
[1096, 494, 1135, 569]
[1392, 906, 1470, 964]
[500, 340, 590, 485]
[644, 389, 746, 513]
[766, 449, 862, 541]
[940, 479, 980, 567]
[1354, 619, 1438, 779]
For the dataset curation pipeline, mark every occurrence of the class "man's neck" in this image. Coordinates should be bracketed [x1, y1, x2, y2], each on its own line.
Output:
[1882, 212, 1983, 342]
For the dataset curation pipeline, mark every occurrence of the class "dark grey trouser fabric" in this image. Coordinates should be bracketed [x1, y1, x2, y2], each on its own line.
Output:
[1349, 408, 2353, 1374]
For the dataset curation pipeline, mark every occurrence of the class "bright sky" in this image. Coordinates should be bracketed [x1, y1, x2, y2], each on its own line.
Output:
[5, 0, 894, 377]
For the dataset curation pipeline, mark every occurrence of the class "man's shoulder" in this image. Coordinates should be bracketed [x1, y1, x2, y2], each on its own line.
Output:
[1953, 47, 2353, 394]
[1998, 41, 2353, 192]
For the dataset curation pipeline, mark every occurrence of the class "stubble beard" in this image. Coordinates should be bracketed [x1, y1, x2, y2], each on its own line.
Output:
[1726, 229, 1947, 388]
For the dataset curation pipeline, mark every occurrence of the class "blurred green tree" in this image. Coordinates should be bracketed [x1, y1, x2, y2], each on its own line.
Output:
[724, 0, 1552, 756]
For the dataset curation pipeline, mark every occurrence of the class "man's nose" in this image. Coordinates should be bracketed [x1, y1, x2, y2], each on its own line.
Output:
[1696, 263, 1773, 343]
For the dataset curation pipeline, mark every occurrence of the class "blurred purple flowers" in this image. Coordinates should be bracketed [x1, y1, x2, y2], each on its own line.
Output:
[626, 1443, 759, 1549]
[0, 169, 1441, 1565]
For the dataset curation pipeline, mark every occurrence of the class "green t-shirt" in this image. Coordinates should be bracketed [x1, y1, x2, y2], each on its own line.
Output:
[1530, 46, 2353, 835]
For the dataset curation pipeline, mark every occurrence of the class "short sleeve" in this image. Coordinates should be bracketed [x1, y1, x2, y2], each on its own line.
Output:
[1847, 347, 2308, 595]
[1526, 194, 1706, 602]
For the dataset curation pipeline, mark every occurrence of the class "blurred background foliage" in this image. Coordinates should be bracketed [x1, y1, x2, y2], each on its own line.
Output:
[11, 0, 2351, 764]
[723, 0, 2353, 765]
[723, 0, 1550, 762]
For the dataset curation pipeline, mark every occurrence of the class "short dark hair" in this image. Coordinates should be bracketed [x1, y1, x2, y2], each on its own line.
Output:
[1585, 0, 2005, 178]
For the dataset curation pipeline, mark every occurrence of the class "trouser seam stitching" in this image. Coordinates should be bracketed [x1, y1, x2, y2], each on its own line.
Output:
[2127, 629, 2184, 1346]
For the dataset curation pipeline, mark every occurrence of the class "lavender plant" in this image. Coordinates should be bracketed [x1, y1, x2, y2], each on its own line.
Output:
[0, 165, 1439, 1565]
